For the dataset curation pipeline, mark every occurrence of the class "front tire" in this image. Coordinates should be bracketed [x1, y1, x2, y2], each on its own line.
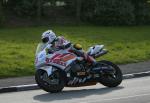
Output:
[98, 60, 123, 87]
[35, 68, 65, 93]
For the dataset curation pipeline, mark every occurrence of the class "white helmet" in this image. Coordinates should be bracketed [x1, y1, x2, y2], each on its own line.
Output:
[41, 30, 56, 44]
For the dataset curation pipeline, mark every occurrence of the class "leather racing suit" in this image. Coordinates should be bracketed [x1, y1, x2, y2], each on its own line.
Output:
[49, 36, 96, 65]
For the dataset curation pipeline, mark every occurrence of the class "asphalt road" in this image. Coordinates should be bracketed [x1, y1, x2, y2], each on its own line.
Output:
[0, 76, 150, 103]
[0, 60, 150, 88]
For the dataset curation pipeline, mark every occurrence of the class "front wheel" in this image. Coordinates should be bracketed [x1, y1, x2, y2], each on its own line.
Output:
[98, 60, 123, 87]
[35, 68, 65, 93]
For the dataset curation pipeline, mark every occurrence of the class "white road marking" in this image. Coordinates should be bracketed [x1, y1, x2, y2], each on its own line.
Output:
[123, 71, 150, 76]
[125, 71, 150, 75]
[3, 71, 150, 89]
[10, 84, 38, 88]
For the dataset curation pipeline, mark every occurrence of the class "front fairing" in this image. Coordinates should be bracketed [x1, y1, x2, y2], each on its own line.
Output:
[35, 43, 77, 70]
[46, 50, 78, 70]
[35, 50, 47, 68]
[35, 43, 48, 68]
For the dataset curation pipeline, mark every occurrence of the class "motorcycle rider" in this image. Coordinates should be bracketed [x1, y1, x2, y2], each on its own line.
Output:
[41, 30, 96, 66]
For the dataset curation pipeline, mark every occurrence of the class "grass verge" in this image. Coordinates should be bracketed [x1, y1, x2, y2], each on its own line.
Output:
[0, 26, 150, 78]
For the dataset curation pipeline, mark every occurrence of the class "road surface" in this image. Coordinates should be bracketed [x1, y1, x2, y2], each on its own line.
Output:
[0, 76, 150, 103]
[1, 60, 150, 87]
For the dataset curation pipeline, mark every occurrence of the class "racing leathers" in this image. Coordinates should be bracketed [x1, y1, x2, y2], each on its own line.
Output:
[48, 36, 96, 65]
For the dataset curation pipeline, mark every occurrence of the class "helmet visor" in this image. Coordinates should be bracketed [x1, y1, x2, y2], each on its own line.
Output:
[42, 37, 49, 43]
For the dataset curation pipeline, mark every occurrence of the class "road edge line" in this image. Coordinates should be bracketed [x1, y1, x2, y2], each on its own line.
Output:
[1, 71, 150, 93]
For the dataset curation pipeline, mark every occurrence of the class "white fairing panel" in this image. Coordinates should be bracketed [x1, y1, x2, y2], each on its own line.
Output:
[35, 43, 52, 68]
[35, 50, 47, 68]
[87, 45, 104, 55]
[46, 52, 77, 70]
[39, 66, 53, 76]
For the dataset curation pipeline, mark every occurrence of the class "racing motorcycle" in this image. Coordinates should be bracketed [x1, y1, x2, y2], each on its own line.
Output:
[35, 43, 122, 93]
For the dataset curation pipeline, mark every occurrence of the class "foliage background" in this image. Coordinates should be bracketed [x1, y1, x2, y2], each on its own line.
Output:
[1, 0, 150, 26]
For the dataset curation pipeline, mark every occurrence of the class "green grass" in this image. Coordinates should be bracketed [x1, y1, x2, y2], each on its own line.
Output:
[0, 26, 150, 78]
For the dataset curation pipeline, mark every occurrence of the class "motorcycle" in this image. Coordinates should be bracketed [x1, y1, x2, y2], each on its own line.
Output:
[35, 43, 122, 93]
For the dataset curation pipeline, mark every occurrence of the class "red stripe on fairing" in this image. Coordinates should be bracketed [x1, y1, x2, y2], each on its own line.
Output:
[55, 54, 68, 60]
[51, 53, 71, 60]
[68, 49, 74, 53]
[50, 54, 61, 60]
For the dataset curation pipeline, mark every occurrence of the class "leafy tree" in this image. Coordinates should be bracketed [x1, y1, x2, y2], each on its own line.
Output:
[2, 0, 150, 25]
[37, 0, 42, 21]
[5, 0, 37, 17]
[131, 0, 150, 24]
[0, 0, 5, 26]
[82, 0, 135, 25]
[76, 0, 82, 21]
[81, 0, 96, 22]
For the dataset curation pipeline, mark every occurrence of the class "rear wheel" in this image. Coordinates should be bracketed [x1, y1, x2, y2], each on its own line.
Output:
[35, 68, 65, 93]
[98, 60, 123, 87]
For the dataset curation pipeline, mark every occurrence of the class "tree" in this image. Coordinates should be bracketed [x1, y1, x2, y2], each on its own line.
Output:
[81, 0, 96, 22]
[0, 0, 2, 16]
[81, 0, 135, 25]
[0, 0, 4, 26]
[37, 0, 42, 22]
[131, 0, 150, 24]
[4, 0, 37, 17]
[76, 0, 82, 22]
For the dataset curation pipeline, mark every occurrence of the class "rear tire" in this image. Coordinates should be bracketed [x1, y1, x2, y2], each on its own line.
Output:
[98, 60, 123, 87]
[35, 68, 65, 93]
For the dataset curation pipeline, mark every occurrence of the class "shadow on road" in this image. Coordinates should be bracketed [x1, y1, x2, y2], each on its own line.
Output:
[33, 86, 124, 102]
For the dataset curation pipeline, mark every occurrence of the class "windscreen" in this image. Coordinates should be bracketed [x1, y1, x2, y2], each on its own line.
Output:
[35, 43, 47, 55]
